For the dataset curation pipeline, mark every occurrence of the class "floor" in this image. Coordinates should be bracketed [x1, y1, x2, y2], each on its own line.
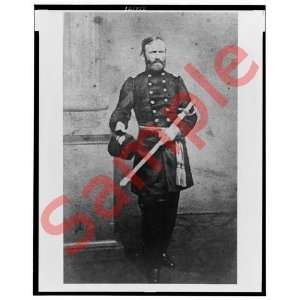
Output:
[64, 213, 236, 284]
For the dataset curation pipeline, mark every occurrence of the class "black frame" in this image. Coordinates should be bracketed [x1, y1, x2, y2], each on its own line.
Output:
[33, 4, 266, 296]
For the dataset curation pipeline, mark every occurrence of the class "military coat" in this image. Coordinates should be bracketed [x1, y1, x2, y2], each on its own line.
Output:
[109, 69, 198, 196]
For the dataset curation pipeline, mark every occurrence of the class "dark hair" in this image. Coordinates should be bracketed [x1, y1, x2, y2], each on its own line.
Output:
[140, 36, 165, 57]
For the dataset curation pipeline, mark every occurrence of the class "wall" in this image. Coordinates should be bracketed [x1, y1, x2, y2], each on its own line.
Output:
[63, 11, 237, 245]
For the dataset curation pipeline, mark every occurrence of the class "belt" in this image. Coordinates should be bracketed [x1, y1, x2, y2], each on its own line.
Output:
[138, 125, 170, 140]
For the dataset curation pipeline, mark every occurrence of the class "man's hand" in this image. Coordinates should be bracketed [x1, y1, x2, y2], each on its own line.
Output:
[115, 121, 127, 134]
[159, 124, 181, 142]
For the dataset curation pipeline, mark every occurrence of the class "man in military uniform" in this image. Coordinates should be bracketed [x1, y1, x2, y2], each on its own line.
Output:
[109, 36, 198, 283]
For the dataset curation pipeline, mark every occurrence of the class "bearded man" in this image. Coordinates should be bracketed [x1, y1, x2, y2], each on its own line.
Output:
[109, 36, 198, 283]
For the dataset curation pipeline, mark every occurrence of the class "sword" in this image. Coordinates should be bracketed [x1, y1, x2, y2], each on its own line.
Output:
[119, 102, 194, 187]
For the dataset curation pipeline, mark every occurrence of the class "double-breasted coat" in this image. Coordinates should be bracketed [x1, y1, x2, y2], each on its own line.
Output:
[109, 69, 198, 196]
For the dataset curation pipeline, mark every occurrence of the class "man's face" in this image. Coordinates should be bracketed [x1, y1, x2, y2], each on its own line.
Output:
[144, 39, 166, 71]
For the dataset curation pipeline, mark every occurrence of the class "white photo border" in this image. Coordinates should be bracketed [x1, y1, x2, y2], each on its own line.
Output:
[34, 4, 266, 295]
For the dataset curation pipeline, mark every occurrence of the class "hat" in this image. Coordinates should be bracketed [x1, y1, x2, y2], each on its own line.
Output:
[107, 133, 136, 160]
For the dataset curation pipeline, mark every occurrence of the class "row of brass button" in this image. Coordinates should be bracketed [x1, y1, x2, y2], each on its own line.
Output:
[150, 98, 169, 104]
[147, 72, 166, 78]
[148, 79, 166, 86]
[148, 72, 170, 123]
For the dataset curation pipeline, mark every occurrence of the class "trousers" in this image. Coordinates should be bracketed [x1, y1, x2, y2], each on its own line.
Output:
[137, 191, 180, 267]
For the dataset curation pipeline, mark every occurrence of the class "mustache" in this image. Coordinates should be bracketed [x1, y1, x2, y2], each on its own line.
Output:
[149, 59, 164, 65]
